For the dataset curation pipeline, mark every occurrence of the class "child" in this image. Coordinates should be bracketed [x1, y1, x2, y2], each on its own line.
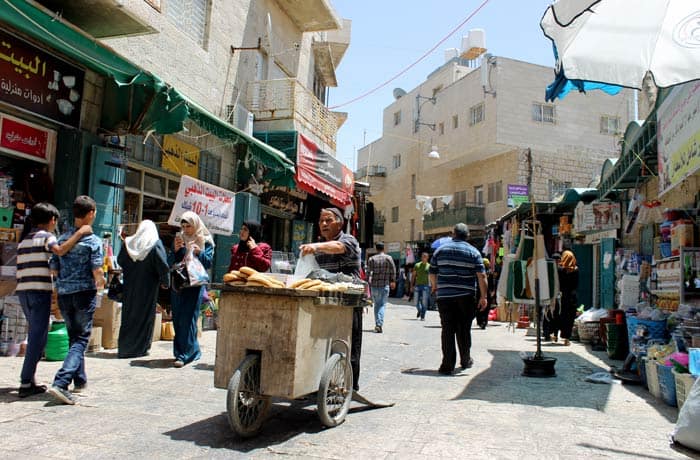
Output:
[47, 196, 105, 405]
[16, 202, 92, 398]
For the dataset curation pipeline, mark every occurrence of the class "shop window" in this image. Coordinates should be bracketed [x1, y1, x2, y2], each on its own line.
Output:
[125, 167, 141, 189]
[487, 181, 502, 203]
[144, 173, 165, 196]
[167, 179, 179, 200]
[166, 0, 210, 48]
[600, 115, 621, 135]
[532, 103, 556, 124]
[198, 150, 221, 185]
[391, 206, 399, 223]
[470, 103, 484, 126]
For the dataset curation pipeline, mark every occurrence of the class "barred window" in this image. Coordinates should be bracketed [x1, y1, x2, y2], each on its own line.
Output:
[391, 206, 399, 223]
[470, 103, 484, 126]
[487, 181, 502, 203]
[198, 150, 221, 185]
[166, 0, 210, 48]
[532, 103, 556, 124]
[600, 115, 621, 135]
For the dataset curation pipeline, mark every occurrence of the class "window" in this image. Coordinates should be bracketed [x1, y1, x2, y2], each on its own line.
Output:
[410, 219, 415, 241]
[453, 190, 467, 208]
[487, 181, 503, 203]
[391, 206, 399, 223]
[474, 186, 484, 205]
[548, 180, 571, 200]
[392, 154, 401, 169]
[438, 122, 445, 135]
[452, 114, 459, 129]
[313, 72, 326, 103]
[600, 115, 621, 135]
[198, 150, 221, 185]
[393, 110, 402, 126]
[470, 103, 484, 126]
[126, 134, 162, 168]
[166, 0, 210, 47]
[532, 103, 556, 124]
[411, 174, 416, 198]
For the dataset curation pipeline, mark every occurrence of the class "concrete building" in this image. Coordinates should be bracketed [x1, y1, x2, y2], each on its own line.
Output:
[358, 53, 634, 251]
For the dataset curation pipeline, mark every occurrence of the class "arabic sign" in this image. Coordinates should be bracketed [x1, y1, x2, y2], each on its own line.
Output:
[0, 113, 55, 161]
[507, 184, 528, 208]
[0, 29, 84, 127]
[167, 175, 235, 235]
[162, 135, 199, 177]
[574, 201, 621, 232]
[657, 80, 700, 197]
[296, 134, 353, 207]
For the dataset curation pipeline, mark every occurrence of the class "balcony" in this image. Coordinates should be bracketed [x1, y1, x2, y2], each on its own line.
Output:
[312, 19, 352, 87]
[355, 165, 387, 178]
[247, 78, 338, 150]
[423, 204, 485, 232]
[275, 0, 341, 32]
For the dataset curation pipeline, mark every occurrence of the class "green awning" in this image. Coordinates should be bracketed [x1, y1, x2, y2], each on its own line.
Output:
[0, 0, 295, 186]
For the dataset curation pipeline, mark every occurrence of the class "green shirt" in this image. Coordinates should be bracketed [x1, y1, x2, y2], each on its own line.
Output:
[414, 261, 430, 286]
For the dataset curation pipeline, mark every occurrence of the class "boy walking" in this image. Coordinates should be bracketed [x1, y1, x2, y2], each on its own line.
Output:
[48, 196, 104, 405]
[16, 202, 92, 397]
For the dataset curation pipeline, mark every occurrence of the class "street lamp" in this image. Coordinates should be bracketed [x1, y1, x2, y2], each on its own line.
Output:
[427, 145, 440, 160]
[414, 94, 436, 132]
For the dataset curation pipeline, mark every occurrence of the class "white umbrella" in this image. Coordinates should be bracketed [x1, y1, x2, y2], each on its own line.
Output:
[541, 0, 700, 89]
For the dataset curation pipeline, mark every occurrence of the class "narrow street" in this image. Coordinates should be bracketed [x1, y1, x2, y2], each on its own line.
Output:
[0, 299, 688, 459]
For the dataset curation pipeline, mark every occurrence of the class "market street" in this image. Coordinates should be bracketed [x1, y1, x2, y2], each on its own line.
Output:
[0, 299, 689, 460]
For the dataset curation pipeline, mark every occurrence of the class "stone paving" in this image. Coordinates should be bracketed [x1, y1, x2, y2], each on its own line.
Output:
[0, 298, 694, 459]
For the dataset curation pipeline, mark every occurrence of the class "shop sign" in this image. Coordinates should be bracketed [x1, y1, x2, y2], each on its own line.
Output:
[296, 134, 353, 207]
[0, 113, 55, 161]
[162, 135, 199, 177]
[574, 201, 621, 232]
[657, 80, 700, 196]
[387, 242, 401, 253]
[507, 184, 528, 208]
[0, 29, 84, 127]
[167, 175, 235, 235]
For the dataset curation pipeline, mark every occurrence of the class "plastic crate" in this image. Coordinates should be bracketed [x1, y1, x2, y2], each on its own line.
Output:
[657, 362, 677, 407]
[646, 358, 661, 398]
[673, 370, 699, 409]
[606, 323, 628, 360]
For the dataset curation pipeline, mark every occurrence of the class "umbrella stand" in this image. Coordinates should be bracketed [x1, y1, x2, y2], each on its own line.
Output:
[521, 148, 556, 378]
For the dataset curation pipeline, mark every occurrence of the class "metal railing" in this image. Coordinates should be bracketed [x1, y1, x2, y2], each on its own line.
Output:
[246, 78, 338, 149]
[422, 204, 485, 231]
[355, 165, 387, 178]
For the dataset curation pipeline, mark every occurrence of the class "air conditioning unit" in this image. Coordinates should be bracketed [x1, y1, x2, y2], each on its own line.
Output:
[227, 104, 254, 136]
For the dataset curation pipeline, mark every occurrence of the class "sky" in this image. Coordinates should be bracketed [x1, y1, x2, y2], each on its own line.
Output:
[331, 0, 557, 171]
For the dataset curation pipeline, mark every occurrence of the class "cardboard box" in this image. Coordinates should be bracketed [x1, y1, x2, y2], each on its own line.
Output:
[93, 297, 121, 349]
[88, 326, 102, 352]
[0, 278, 16, 297]
[671, 223, 694, 256]
[0, 228, 20, 243]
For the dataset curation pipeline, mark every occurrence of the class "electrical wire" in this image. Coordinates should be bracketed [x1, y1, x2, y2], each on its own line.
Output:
[328, 0, 493, 110]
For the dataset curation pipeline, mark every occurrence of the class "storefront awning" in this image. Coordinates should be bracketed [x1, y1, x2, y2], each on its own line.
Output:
[296, 133, 353, 208]
[0, 0, 295, 186]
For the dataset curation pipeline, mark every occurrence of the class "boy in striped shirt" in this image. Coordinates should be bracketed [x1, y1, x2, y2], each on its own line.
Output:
[16, 202, 92, 398]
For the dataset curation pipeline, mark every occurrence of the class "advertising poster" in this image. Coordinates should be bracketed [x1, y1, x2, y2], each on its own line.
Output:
[507, 184, 529, 208]
[168, 175, 235, 235]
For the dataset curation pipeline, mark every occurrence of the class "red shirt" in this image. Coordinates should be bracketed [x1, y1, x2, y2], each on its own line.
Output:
[228, 242, 272, 272]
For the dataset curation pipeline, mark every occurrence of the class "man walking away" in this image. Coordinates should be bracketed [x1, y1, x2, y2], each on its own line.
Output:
[367, 242, 396, 333]
[412, 252, 431, 320]
[429, 223, 488, 375]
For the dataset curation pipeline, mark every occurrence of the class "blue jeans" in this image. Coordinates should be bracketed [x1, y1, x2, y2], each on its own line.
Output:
[18, 290, 52, 385]
[371, 285, 389, 327]
[53, 290, 97, 389]
[415, 285, 430, 319]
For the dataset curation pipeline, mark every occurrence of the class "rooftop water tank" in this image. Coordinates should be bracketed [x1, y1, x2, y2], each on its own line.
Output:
[461, 29, 486, 60]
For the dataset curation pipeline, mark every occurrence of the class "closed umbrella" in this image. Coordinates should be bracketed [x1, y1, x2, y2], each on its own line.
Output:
[541, 0, 700, 90]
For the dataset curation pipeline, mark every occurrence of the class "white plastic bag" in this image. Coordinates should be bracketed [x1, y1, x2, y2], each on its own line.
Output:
[672, 378, 700, 451]
[293, 254, 320, 279]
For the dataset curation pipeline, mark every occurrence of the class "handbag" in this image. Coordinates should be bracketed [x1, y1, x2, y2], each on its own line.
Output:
[107, 272, 124, 302]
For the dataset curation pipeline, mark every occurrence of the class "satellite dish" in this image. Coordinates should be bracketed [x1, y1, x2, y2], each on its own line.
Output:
[393, 88, 407, 100]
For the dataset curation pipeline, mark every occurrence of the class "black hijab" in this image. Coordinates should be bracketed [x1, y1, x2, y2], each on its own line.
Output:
[239, 220, 262, 252]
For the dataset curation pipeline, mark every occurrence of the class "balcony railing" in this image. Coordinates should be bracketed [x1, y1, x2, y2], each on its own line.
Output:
[355, 165, 387, 178]
[247, 78, 338, 150]
[423, 204, 485, 231]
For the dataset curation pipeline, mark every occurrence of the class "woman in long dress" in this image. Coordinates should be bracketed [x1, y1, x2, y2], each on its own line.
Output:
[557, 250, 579, 346]
[117, 220, 170, 358]
[170, 211, 214, 367]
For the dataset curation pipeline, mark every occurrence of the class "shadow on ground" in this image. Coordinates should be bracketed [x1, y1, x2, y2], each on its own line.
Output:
[129, 358, 174, 369]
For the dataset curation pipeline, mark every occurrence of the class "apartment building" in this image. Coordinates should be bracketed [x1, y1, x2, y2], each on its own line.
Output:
[358, 54, 634, 248]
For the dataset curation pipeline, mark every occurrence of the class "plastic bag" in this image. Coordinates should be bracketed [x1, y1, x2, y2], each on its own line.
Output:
[585, 372, 614, 384]
[294, 254, 320, 279]
[171, 249, 209, 292]
[672, 378, 700, 450]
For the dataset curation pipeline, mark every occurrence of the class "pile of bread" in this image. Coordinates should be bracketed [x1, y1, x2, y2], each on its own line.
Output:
[223, 267, 284, 288]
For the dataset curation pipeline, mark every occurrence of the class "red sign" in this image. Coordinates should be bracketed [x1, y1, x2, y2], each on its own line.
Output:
[296, 134, 354, 207]
[0, 114, 55, 160]
[0, 29, 84, 127]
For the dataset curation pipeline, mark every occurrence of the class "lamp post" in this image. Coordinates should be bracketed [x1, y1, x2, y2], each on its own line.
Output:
[414, 94, 436, 132]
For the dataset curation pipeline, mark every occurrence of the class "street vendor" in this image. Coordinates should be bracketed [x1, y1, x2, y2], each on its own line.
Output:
[300, 207, 362, 391]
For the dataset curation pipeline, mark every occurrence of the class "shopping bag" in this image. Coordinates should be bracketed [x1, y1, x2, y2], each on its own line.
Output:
[161, 321, 175, 341]
[170, 249, 209, 291]
[107, 272, 124, 302]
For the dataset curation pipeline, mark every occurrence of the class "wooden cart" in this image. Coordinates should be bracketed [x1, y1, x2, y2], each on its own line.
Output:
[212, 283, 359, 438]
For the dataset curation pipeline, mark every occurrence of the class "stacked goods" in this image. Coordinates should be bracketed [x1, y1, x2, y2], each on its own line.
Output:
[223, 267, 285, 288]
[619, 274, 640, 308]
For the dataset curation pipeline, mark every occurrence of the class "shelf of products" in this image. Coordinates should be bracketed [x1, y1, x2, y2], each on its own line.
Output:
[681, 247, 700, 305]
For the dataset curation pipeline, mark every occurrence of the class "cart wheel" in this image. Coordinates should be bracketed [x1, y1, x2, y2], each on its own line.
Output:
[226, 354, 271, 437]
[317, 352, 353, 427]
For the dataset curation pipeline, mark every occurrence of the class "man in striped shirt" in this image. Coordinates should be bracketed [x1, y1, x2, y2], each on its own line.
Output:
[429, 223, 488, 375]
[367, 242, 396, 333]
[15, 202, 91, 398]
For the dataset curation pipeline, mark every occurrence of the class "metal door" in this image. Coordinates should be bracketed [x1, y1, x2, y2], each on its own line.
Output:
[599, 238, 616, 309]
[88, 146, 126, 254]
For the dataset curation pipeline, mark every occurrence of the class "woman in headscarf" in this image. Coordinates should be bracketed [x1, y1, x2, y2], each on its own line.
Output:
[117, 220, 170, 358]
[228, 220, 272, 272]
[170, 211, 215, 367]
[557, 250, 579, 346]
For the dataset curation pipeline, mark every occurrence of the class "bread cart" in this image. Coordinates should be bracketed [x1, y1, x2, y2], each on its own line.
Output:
[212, 283, 361, 438]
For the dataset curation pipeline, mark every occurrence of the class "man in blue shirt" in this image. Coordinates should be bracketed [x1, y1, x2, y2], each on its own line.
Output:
[429, 223, 487, 375]
[48, 195, 105, 405]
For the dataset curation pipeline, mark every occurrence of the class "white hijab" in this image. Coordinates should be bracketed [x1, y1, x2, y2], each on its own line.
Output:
[180, 211, 215, 249]
[125, 220, 160, 262]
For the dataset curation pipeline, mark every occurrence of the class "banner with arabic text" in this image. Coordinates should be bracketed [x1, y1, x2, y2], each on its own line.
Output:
[167, 175, 235, 235]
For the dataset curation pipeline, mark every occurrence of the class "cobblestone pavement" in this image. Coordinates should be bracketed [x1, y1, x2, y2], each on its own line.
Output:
[0, 299, 694, 459]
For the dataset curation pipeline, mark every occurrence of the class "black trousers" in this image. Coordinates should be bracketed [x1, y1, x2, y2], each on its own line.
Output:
[437, 295, 476, 370]
[351, 307, 362, 390]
